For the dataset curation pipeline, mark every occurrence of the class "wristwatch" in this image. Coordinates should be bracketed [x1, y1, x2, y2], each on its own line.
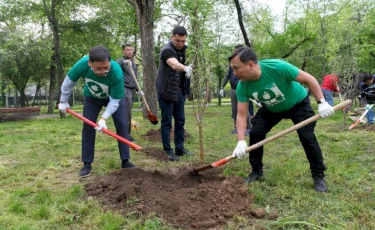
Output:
[317, 98, 326, 104]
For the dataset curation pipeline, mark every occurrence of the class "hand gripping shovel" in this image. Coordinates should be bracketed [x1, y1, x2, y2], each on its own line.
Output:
[348, 104, 373, 130]
[191, 99, 352, 175]
[124, 60, 158, 125]
[66, 108, 142, 151]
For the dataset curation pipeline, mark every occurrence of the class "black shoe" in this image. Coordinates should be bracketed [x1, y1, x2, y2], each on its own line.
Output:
[313, 176, 328, 192]
[245, 171, 263, 183]
[164, 150, 179, 161]
[79, 163, 92, 178]
[175, 149, 195, 156]
[121, 160, 136, 168]
[128, 135, 136, 142]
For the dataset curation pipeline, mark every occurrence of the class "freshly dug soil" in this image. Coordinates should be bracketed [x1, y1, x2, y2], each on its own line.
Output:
[85, 166, 256, 229]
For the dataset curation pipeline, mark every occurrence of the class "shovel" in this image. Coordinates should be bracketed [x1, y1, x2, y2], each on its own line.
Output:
[348, 104, 373, 130]
[66, 108, 142, 151]
[124, 60, 158, 125]
[191, 99, 352, 175]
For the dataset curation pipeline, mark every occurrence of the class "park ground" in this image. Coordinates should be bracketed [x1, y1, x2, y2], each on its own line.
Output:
[0, 97, 375, 229]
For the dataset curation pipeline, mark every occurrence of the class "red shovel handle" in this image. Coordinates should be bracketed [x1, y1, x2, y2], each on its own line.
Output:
[66, 108, 142, 151]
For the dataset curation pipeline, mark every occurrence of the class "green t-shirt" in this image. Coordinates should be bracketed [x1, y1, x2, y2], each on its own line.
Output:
[237, 59, 307, 112]
[68, 56, 124, 100]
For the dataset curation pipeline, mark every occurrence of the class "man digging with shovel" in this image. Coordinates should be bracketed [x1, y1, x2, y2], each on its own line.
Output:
[229, 47, 334, 192]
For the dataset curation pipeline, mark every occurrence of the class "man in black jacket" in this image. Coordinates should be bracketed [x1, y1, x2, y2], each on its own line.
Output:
[116, 44, 141, 142]
[156, 26, 194, 161]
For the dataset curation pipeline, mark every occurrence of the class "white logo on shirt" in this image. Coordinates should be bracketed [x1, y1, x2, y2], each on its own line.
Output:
[85, 78, 109, 99]
[252, 83, 285, 106]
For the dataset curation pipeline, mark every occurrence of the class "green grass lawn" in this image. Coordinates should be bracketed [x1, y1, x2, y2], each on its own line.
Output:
[0, 97, 375, 229]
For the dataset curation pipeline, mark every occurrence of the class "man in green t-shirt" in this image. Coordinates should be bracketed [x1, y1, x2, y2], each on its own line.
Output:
[229, 47, 334, 192]
[58, 46, 135, 178]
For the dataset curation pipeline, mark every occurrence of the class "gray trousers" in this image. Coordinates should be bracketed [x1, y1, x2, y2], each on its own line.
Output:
[230, 88, 251, 129]
[125, 87, 134, 135]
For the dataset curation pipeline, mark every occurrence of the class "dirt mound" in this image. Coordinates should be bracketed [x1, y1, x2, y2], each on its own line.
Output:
[140, 147, 169, 161]
[142, 129, 192, 142]
[85, 166, 255, 229]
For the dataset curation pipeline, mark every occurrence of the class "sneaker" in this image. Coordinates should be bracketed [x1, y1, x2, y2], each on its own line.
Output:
[231, 129, 237, 134]
[164, 150, 179, 161]
[245, 171, 263, 183]
[313, 176, 328, 192]
[121, 160, 136, 168]
[79, 163, 92, 178]
[175, 149, 195, 156]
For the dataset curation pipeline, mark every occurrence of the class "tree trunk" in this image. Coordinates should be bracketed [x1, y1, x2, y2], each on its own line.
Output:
[43, 0, 64, 115]
[128, 0, 158, 119]
[233, 0, 252, 47]
[48, 54, 57, 113]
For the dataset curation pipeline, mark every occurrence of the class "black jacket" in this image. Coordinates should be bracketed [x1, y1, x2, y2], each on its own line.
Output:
[156, 41, 188, 101]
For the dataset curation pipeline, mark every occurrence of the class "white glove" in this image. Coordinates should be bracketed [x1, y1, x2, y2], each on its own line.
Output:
[318, 102, 334, 118]
[58, 102, 70, 113]
[137, 90, 144, 96]
[95, 118, 107, 132]
[219, 88, 224, 97]
[184, 65, 193, 79]
[232, 140, 248, 159]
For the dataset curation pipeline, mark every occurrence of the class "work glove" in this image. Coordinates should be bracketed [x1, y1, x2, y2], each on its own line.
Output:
[184, 64, 193, 79]
[318, 102, 334, 118]
[232, 140, 248, 159]
[137, 90, 144, 96]
[58, 102, 70, 113]
[219, 88, 224, 97]
[95, 118, 107, 132]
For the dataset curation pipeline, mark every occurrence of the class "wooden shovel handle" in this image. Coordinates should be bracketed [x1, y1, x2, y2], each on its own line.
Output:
[245, 99, 352, 153]
[124, 61, 151, 111]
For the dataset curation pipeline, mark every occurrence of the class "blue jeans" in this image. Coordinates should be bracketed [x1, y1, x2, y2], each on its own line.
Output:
[322, 88, 334, 106]
[81, 96, 129, 162]
[158, 90, 186, 152]
[366, 107, 374, 124]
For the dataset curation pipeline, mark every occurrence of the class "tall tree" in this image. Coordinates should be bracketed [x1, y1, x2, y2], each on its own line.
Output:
[43, 0, 65, 114]
[127, 0, 158, 118]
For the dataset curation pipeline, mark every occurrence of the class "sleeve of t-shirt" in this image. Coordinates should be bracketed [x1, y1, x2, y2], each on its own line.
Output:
[161, 49, 176, 65]
[236, 81, 250, 103]
[67, 56, 88, 82]
[277, 60, 300, 81]
[109, 62, 125, 99]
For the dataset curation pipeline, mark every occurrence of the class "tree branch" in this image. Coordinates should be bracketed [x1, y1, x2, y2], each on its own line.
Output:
[282, 37, 310, 58]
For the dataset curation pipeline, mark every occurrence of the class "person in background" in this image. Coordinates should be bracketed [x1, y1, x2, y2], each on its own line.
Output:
[321, 74, 340, 106]
[360, 73, 375, 125]
[229, 47, 334, 192]
[116, 43, 142, 142]
[220, 44, 252, 135]
[156, 26, 194, 161]
[59, 46, 135, 178]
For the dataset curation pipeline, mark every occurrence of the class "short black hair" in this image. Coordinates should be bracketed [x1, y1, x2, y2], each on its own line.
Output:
[121, 43, 133, 50]
[363, 73, 373, 82]
[172, 26, 187, 36]
[89, 46, 111, 62]
[228, 47, 258, 64]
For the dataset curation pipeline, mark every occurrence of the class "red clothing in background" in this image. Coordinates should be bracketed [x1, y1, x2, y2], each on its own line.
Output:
[321, 74, 339, 92]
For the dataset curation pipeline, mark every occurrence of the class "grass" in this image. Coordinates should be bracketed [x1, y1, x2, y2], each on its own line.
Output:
[0, 96, 375, 229]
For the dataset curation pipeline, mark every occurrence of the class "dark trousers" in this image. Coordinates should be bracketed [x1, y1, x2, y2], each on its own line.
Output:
[82, 96, 129, 163]
[158, 90, 185, 152]
[249, 96, 326, 176]
[124, 87, 134, 136]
